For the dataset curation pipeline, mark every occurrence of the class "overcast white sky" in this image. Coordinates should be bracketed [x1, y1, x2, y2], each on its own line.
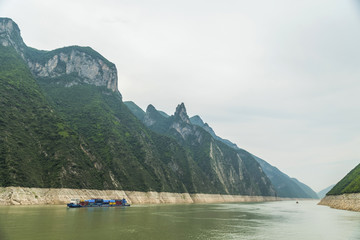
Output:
[1, 0, 360, 192]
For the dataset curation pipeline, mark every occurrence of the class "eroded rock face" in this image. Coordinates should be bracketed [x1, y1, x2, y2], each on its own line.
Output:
[143, 105, 159, 126]
[0, 18, 118, 92]
[174, 103, 190, 124]
[0, 18, 26, 58]
[27, 49, 118, 91]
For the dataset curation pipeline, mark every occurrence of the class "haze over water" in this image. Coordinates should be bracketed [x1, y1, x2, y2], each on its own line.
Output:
[1, 201, 359, 240]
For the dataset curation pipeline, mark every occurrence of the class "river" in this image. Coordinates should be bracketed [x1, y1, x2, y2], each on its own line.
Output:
[0, 200, 359, 240]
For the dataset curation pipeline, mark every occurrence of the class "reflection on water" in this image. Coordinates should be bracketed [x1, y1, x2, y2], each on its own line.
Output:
[0, 201, 359, 240]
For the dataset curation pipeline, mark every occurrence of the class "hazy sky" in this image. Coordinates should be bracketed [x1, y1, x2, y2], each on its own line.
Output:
[1, 0, 360, 192]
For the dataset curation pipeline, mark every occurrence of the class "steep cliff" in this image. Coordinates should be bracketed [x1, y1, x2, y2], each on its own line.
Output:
[0, 18, 27, 58]
[0, 18, 118, 92]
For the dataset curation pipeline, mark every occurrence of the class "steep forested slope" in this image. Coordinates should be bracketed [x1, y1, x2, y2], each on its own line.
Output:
[327, 163, 360, 195]
[0, 45, 105, 188]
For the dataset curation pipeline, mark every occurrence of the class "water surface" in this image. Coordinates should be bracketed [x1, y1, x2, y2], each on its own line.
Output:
[0, 200, 359, 240]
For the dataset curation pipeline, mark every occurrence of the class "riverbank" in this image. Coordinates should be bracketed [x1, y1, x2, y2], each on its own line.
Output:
[318, 193, 360, 212]
[0, 186, 288, 206]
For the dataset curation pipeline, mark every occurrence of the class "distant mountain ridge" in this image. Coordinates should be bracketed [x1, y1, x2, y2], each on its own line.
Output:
[126, 102, 318, 199]
[252, 155, 318, 198]
[318, 184, 335, 199]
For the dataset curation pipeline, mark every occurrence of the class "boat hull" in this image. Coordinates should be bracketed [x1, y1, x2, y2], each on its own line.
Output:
[67, 203, 130, 208]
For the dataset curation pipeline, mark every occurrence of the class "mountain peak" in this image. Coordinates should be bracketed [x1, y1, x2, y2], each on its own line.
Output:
[174, 103, 190, 124]
[0, 17, 26, 55]
[146, 104, 157, 113]
[143, 104, 167, 127]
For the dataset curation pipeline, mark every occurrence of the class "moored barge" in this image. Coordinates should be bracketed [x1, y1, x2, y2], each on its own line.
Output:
[67, 198, 130, 208]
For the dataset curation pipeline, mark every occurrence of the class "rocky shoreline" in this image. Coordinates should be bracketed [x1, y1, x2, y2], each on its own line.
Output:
[0, 187, 289, 206]
[318, 193, 360, 212]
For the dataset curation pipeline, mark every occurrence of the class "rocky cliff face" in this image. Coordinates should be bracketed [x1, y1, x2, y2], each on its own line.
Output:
[0, 18, 26, 58]
[0, 18, 118, 92]
[26, 47, 118, 91]
[143, 104, 161, 126]
[171, 103, 202, 143]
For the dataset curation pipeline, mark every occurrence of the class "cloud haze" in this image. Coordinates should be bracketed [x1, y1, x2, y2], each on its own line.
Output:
[1, 0, 360, 191]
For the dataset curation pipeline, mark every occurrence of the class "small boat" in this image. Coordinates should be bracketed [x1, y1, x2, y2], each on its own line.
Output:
[67, 198, 130, 208]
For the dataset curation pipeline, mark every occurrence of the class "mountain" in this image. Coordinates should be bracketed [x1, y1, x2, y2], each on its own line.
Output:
[0, 29, 107, 189]
[139, 103, 276, 196]
[0, 17, 277, 196]
[190, 115, 318, 199]
[253, 156, 318, 198]
[127, 103, 318, 198]
[327, 163, 360, 195]
[0, 18, 200, 192]
[317, 184, 335, 199]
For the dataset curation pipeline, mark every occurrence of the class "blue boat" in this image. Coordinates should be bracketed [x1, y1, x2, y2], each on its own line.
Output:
[67, 198, 130, 208]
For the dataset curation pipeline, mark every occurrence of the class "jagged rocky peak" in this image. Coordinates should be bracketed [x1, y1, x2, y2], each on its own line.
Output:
[174, 103, 190, 124]
[146, 104, 157, 113]
[0, 18, 26, 57]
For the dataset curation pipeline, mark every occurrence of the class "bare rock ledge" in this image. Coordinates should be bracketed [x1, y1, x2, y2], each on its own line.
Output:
[318, 193, 360, 212]
[0, 187, 288, 206]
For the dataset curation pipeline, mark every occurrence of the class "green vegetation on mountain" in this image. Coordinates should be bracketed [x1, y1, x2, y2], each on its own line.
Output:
[253, 155, 318, 198]
[327, 163, 360, 195]
[1, 17, 270, 195]
[0, 42, 216, 193]
[131, 103, 318, 198]
[0, 17, 317, 197]
[190, 114, 318, 198]
[139, 103, 276, 196]
[0, 45, 105, 188]
[124, 101, 145, 120]
[36, 77, 215, 193]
